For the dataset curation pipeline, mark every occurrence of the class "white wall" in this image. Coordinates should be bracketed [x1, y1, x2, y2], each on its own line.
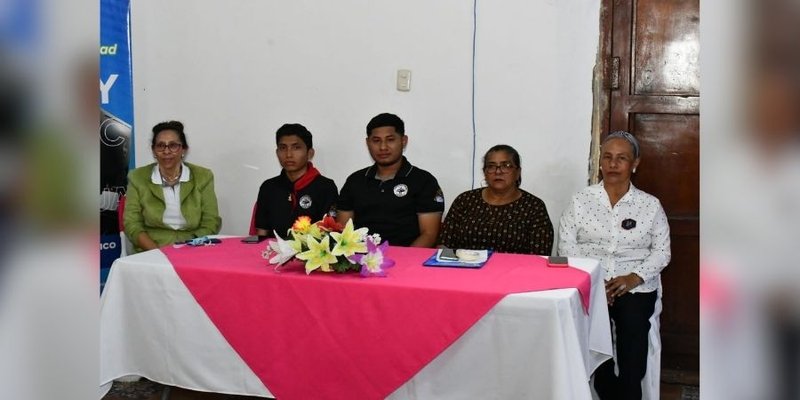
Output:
[130, 0, 600, 240]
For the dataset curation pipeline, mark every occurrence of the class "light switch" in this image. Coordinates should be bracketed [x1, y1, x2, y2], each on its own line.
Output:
[396, 69, 411, 92]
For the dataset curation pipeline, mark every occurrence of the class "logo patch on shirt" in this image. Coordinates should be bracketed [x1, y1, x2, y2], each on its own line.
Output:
[299, 195, 313, 209]
[434, 187, 444, 203]
[621, 218, 636, 230]
[393, 184, 408, 198]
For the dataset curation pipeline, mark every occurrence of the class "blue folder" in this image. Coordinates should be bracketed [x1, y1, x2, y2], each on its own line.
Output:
[422, 250, 493, 269]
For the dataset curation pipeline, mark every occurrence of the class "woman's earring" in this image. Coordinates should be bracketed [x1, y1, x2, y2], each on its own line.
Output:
[632, 168, 637, 173]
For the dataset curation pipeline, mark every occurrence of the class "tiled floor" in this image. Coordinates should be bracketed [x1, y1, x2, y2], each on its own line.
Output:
[103, 379, 700, 400]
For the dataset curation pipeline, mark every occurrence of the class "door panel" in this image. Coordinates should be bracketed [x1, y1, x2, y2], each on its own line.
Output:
[600, 0, 700, 377]
[632, 113, 699, 216]
[633, 0, 700, 96]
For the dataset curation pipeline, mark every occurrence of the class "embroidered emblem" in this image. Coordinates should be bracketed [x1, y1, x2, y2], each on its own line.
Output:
[393, 184, 409, 198]
[434, 187, 444, 203]
[299, 195, 313, 209]
[621, 218, 637, 230]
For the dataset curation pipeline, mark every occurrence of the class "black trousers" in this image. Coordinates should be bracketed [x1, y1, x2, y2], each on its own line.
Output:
[594, 290, 657, 400]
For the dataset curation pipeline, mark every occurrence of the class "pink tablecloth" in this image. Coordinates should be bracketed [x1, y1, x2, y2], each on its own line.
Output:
[162, 239, 591, 400]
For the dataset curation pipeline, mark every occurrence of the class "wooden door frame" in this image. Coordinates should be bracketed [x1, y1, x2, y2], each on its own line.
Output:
[589, 0, 614, 185]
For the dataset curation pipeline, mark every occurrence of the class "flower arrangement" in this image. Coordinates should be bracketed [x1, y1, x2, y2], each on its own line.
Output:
[263, 215, 395, 277]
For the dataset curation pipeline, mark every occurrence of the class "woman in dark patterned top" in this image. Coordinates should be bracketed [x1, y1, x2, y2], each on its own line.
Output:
[439, 145, 554, 255]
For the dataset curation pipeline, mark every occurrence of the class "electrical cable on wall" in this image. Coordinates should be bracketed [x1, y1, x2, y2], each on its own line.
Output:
[471, 0, 478, 188]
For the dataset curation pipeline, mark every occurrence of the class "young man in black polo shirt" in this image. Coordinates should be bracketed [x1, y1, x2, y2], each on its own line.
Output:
[337, 113, 444, 247]
[254, 124, 338, 238]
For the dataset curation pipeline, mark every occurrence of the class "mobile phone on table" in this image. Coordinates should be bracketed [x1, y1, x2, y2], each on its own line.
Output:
[241, 235, 268, 244]
[547, 256, 569, 267]
[439, 247, 459, 261]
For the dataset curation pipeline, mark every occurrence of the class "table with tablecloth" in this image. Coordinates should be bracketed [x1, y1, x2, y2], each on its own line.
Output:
[100, 239, 612, 399]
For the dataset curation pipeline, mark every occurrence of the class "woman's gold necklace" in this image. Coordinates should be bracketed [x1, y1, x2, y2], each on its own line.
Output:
[160, 166, 182, 186]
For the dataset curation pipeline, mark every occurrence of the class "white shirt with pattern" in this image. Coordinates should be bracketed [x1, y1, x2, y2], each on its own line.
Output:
[558, 182, 671, 293]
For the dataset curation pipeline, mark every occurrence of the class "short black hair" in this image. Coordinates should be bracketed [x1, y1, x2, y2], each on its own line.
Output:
[275, 123, 313, 149]
[151, 120, 188, 148]
[366, 113, 404, 136]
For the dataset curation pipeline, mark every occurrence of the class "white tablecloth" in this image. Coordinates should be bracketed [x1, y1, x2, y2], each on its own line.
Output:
[100, 249, 611, 399]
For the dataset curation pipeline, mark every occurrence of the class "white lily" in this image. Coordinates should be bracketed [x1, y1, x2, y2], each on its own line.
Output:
[267, 230, 300, 265]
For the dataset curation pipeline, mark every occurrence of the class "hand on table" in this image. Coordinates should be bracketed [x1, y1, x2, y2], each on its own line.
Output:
[605, 273, 643, 306]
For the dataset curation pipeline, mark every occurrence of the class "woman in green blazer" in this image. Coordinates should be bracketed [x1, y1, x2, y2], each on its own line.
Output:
[124, 121, 221, 252]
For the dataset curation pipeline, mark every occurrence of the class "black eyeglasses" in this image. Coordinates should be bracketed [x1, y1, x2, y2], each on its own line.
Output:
[154, 142, 183, 152]
[483, 162, 517, 174]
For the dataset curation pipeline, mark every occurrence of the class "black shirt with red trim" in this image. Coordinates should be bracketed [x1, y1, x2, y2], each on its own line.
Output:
[255, 170, 338, 238]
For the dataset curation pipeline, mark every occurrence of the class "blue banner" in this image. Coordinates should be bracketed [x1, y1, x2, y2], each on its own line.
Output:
[100, 0, 134, 284]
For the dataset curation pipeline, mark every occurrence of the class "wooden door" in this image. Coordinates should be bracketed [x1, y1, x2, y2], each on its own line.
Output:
[598, 0, 700, 381]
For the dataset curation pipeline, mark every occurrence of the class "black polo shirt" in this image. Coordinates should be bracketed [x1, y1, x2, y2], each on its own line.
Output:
[337, 157, 444, 246]
[255, 171, 338, 238]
